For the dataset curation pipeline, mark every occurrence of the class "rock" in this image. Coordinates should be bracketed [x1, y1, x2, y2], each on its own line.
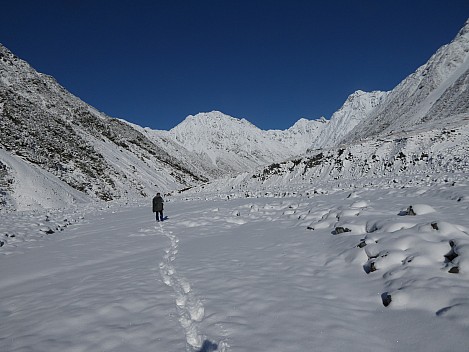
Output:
[364, 260, 377, 274]
[381, 292, 392, 307]
[40, 227, 55, 234]
[335, 226, 351, 234]
[444, 250, 458, 262]
[444, 241, 458, 262]
[357, 240, 367, 248]
[406, 205, 416, 216]
[448, 266, 459, 274]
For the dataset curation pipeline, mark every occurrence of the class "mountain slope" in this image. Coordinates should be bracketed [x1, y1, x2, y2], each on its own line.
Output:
[180, 20, 469, 196]
[1, 40, 379, 210]
[160, 90, 389, 174]
[311, 90, 387, 149]
[2, 19, 469, 210]
[341, 19, 469, 143]
[184, 124, 469, 198]
[0, 43, 207, 209]
[166, 111, 326, 175]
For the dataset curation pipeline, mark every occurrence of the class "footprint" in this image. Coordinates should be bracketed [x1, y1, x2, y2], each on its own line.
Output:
[180, 279, 191, 294]
[157, 225, 206, 349]
[188, 298, 205, 321]
[176, 294, 187, 307]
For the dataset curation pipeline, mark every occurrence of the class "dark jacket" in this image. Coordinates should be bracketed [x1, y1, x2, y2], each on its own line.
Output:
[152, 195, 164, 212]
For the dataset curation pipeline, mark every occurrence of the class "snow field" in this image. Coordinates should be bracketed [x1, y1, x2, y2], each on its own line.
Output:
[319, 190, 469, 323]
[1, 206, 185, 351]
[1, 182, 469, 351]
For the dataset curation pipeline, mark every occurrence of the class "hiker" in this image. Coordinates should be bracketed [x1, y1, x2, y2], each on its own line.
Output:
[152, 192, 164, 222]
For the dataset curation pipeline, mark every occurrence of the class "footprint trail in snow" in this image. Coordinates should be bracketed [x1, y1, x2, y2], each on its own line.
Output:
[157, 223, 211, 351]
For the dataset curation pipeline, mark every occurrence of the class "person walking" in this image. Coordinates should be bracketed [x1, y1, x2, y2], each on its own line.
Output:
[152, 192, 164, 222]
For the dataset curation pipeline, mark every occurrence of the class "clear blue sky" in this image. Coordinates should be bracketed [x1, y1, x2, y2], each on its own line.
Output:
[1, 1, 468, 130]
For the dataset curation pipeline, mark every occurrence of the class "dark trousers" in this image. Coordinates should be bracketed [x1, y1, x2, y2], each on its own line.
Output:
[155, 210, 164, 221]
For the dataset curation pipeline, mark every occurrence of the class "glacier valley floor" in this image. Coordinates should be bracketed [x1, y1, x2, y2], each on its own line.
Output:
[1, 182, 469, 352]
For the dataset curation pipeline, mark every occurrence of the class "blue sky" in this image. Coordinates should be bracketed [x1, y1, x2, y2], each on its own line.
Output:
[1, 1, 468, 130]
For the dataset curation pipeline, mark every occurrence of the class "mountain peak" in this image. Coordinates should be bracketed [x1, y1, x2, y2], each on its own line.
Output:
[2, 18, 469, 211]
[177, 111, 257, 130]
[307, 90, 387, 149]
[166, 110, 326, 172]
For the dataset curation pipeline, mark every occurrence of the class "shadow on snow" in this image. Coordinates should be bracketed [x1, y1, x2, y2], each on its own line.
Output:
[196, 340, 218, 352]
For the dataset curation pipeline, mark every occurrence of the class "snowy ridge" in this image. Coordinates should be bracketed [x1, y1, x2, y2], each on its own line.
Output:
[167, 111, 325, 175]
[128, 120, 237, 179]
[2, 19, 469, 351]
[164, 100, 383, 176]
[0, 43, 208, 209]
[183, 124, 469, 198]
[1, 19, 469, 212]
[312, 90, 388, 149]
[174, 19, 469, 197]
[341, 19, 469, 143]
[0, 42, 377, 210]
[267, 117, 327, 153]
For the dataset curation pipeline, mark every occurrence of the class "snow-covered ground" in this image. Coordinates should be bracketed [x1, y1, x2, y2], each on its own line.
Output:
[2, 181, 469, 352]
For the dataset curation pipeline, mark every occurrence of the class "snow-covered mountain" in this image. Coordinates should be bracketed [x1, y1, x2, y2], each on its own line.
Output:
[341, 19, 469, 143]
[2, 19, 469, 351]
[195, 120, 469, 200]
[166, 111, 325, 175]
[311, 90, 388, 149]
[0, 43, 340, 210]
[161, 90, 389, 174]
[1, 19, 469, 211]
[0, 44, 208, 209]
[157, 90, 390, 175]
[181, 20, 469, 196]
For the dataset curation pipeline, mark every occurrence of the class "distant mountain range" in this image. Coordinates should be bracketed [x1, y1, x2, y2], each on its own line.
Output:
[1, 19, 468, 210]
